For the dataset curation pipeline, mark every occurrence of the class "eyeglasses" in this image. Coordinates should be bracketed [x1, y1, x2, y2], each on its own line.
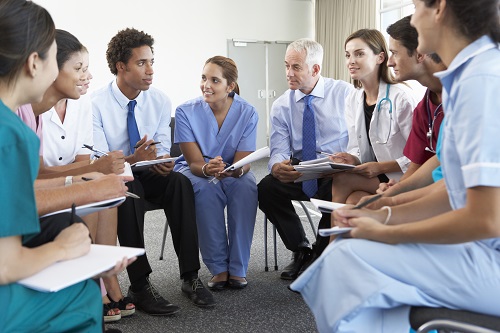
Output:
[424, 90, 443, 153]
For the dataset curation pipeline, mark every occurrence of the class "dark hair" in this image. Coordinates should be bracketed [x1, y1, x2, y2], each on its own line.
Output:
[386, 16, 418, 57]
[422, 0, 500, 43]
[55, 29, 84, 69]
[106, 28, 154, 75]
[205, 56, 240, 95]
[345, 29, 396, 88]
[0, 0, 55, 84]
[428, 53, 442, 64]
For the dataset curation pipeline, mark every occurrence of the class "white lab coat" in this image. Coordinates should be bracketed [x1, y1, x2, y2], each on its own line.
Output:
[345, 81, 416, 180]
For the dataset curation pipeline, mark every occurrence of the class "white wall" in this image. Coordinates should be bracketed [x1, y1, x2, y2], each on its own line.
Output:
[37, 0, 314, 112]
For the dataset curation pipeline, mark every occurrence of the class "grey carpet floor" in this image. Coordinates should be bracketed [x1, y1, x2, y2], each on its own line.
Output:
[106, 158, 320, 333]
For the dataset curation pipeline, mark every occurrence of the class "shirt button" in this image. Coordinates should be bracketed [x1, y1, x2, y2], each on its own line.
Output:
[59, 157, 62, 160]
[61, 136, 65, 139]
[358, 135, 362, 138]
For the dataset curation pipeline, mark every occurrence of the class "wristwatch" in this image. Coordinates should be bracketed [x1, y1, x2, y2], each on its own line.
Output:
[65, 176, 73, 186]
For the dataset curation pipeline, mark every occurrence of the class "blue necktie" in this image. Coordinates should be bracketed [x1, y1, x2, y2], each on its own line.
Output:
[302, 95, 317, 197]
[127, 100, 140, 154]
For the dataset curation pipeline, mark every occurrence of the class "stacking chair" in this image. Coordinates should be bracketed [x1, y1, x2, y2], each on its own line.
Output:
[144, 117, 181, 260]
[263, 201, 317, 271]
[410, 306, 500, 333]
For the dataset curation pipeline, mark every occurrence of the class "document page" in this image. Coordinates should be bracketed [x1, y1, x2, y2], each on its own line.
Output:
[18, 245, 145, 292]
[41, 196, 126, 218]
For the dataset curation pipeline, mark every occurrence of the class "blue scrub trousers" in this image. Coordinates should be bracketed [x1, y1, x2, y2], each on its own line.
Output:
[181, 169, 257, 278]
[291, 238, 500, 333]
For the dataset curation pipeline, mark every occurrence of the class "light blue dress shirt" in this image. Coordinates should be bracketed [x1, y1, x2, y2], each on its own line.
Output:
[91, 80, 172, 157]
[268, 76, 354, 171]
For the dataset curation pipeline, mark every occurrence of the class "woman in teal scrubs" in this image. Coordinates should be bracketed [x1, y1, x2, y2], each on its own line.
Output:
[0, 1, 101, 332]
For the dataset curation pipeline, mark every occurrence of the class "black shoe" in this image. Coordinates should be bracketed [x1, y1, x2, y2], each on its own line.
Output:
[228, 278, 248, 289]
[127, 278, 180, 316]
[181, 277, 215, 308]
[298, 251, 318, 276]
[280, 249, 311, 280]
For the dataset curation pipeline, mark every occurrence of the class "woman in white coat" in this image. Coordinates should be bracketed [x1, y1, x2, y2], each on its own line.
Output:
[330, 29, 416, 204]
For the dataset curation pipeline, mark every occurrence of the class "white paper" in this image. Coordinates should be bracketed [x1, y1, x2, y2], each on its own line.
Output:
[223, 146, 270, 172]
[18, 245, 145, 292]
[298, 157, 330, 165]
[131, 157, 177, 169]
[41, 196, 126, 218]
[310, 198, 346, 213]
[294, 162, 355, 182]
[210, 146, 270, 184]
[318, 226, 353, 236]
[118, 162, 133, 180]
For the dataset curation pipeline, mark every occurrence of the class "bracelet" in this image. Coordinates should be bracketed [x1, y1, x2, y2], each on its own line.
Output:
[65, 176, 73, 187]
[201, 163, 210, 178]
[238, 167, 245, 178]
[381, 206, 392, 225]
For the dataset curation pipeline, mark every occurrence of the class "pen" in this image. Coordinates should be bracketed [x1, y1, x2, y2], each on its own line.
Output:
[203, 155, 230, 168]
[82, 144, 108, 156]
[317, 151, 333, 156]
[134, 141, 161, 149]
[352, 194, 382, 209]
[81, 177, 140, 199]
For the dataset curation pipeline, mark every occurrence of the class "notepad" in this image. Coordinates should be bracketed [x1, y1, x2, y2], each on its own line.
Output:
[318, 226, 353, 236]
[294, 161, 355, 182]
[210, 146, 270, 184]
[41, 197, 126, 218]
[131, 157, 177, 169]
[310, 198, 346, 213]
[18, 245, 145, 292]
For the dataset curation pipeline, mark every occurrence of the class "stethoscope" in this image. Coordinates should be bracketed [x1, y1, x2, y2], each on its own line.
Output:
[424, 90, 443, 153]
[374, 84, 393, 144]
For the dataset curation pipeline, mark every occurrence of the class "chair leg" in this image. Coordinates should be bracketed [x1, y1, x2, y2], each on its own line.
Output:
[159, 221, 169, 260]
[298, 201, 317, 235]
[272, 225, 278, 271]
[264, 215, 269, 271]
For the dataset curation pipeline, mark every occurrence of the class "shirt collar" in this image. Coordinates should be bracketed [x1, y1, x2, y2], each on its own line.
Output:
[294, 76, 325, 103]
[111, 79, 145, 108]
[434, 35, 498, 81]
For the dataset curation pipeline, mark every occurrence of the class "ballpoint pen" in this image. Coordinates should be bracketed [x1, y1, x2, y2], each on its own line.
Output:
[134, 141, 161, 149]
[82, 144, 108, 156]
[203, 155, 231, 168]
[352, 194, 382, 209]
[81, 177, 140, 199]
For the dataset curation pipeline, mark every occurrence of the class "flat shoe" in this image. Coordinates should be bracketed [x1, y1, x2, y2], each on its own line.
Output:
[107, 294, 136, 317]
[103, 303, 121, 323]
[228, 278, 247, 289]
[207, 277, 227, 290]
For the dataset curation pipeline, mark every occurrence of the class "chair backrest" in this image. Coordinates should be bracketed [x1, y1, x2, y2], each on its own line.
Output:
[170, 117, 182, 157]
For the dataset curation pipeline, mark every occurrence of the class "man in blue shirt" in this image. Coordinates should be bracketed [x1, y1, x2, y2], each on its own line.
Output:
[92, 28, 214, 314]
[258, 39, 353, 280]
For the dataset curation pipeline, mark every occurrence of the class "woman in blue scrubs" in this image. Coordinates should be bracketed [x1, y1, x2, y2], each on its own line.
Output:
[174, 56, 258, 289]
[291, 0, 500, 332]
[0, 1, 102, 332]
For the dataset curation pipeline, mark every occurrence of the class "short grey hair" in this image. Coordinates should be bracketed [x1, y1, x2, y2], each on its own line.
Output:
[287, 38, 323, 72]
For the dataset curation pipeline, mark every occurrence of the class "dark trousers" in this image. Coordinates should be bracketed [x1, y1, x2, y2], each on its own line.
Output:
[257, 174, 332, 255]
[118, 170, 200, 284]
[24, 213, 86, 248]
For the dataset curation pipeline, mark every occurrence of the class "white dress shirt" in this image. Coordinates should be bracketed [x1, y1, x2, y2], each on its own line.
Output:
[41, 95, 93, 166]
[91, 80, 172, 157]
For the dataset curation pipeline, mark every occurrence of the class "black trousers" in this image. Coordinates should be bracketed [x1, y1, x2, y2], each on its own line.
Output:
[118, 170, 200, 284]
[257, 174, 332, 255]
[24, 213, 86, 248]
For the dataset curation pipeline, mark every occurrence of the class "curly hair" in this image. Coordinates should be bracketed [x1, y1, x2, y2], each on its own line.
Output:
[106, 28, 154, 75]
